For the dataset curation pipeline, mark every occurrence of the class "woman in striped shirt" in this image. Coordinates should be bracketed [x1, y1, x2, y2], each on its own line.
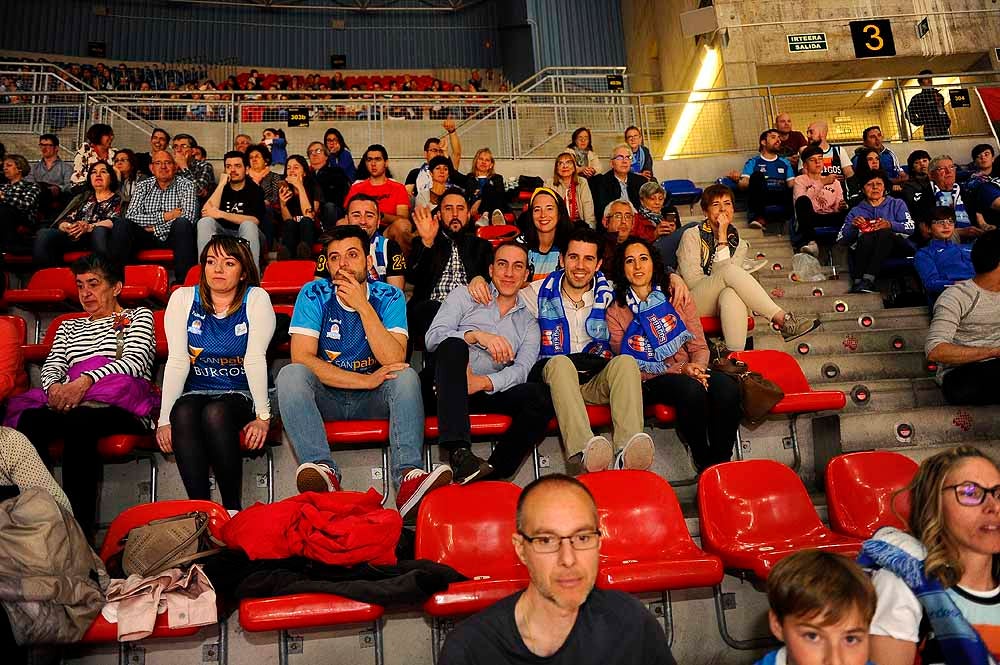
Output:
[15, 254, 156, 540]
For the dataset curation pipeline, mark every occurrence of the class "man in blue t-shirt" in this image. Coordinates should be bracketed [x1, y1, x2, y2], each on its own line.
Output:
[728, 129, 795, 229]
[276, 225, 452, 519]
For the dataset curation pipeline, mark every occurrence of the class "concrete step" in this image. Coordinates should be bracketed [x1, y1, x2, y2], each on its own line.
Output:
[821, 377, 945, 413]
[806, 306, 930, 332]
[753, 327, 928, 355]
[757, 272, 840, 288]
[796, 351, 933, 384]
[840, 405, 1000, 451]
[751, 292, 884, 317]
[762, 279, 853, 299]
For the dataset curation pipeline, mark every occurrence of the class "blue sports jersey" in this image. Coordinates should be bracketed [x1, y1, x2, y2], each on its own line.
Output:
[185, 288, 252, 393]
[528, 247, 561, 282]
[741, 155, 795, 192]
[289, 279, 407, 374]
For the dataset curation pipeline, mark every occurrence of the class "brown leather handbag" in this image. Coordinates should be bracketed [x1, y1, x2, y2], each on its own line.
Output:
[122, 512, 224, 578]
[709, 356, 784, 427]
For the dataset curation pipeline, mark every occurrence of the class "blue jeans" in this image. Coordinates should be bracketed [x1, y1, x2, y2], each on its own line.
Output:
[275, 363, 424, 488]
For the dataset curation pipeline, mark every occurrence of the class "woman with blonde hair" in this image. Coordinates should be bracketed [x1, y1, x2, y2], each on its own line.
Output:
[862, 445, 1000, 665]
[467, 147, 508, 225]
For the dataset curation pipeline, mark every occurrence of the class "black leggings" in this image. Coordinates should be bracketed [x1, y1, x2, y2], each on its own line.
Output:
[18, 405, 148, 540]
[850, 227, 913, 280]
[794, 197, 846, 245]
[642, 372, 742, 472]
[941, 359, 1000, 406]
[170, 393, 254, 510]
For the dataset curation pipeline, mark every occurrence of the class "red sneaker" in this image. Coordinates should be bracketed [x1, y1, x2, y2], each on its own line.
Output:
[396, 465, 453, 519]
[296, 462, 341, 493]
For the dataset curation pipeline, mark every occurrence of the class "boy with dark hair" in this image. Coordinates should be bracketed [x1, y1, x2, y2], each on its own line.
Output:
[914, 206, 974, 303]
[755, 550, 877, 665]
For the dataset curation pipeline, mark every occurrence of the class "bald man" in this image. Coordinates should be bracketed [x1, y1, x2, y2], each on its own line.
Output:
[439, 474, 676, 664]
[774, 113, 807, 169]
[803, 120, 855, 181]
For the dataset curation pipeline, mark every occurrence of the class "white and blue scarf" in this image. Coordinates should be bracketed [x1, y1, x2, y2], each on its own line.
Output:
[619, 287, 694, 375]
[537, 269, 613, 358]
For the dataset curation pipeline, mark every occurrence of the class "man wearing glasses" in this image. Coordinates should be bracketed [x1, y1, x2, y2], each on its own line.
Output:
[28, 134, 73, 206]
[910, 156, 991, 243]
[590, 144, 646, 232]
[345, 144, 412, 251]
[439, 474, 675, 664]
[914, 208, 974, 304]
[198, 151, 266, 269]
[926, 229, 1000, 405]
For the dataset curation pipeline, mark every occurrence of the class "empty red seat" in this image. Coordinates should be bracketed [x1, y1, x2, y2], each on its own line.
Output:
[476, 224, 519, 248]
[580, 470, 723, 593]
[135, 249, 174, 264]
[260, 260, 315, 299]
[729, 350, 846, 470]
[415, 482, 528, 621]
[120, 265, 169, 306]
[5, 267, 79, 312]
[62, 250, 91, 264]
[826, 451, 917, 539]
[82, 500, 231, 643]
[698, 460, 862, 581]
[22, 312, 89, 363]
[0, 314, 27, 345]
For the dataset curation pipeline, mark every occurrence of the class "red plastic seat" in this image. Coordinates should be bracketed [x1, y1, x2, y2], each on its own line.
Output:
[580, 471, 723, 593]
[0, 314, 27, 345]
[826, 451, 917, 539]
[21, 312, 89, 362]
[730, 350, 846, 416]
[120, 265, 169, 305]
[415, 481, 528, 618]
[4, 267, 79, 310]
[82, 500, 231, 643]
[476, 225, 519, 248]
[260, 260, 316, 299]
[698, 460, 862, 581]
[699, 316, 755, 336]
[62, 250, 91, 264]
[239, 593, 384, 632]
[135, 249, 175, 264]
[423, 414, 512, 439]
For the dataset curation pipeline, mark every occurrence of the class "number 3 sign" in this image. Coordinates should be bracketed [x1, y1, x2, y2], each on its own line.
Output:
[850, 19, 896, 58]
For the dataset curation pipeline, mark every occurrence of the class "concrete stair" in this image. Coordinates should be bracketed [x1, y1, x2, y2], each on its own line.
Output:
[794, 351, 932, 385]
[751, 292, 883, 316]
[821, 377, 945, 413]
[805, 306, 930, 332]
[839, 405, 1000, 451]
[753, 328, 928, 355]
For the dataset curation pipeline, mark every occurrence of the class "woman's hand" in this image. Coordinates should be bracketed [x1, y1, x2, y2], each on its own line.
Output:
[48, 375, 93, 411]
[667, 272, 692, 310]
[241, 418, 269, 450]
[156, 424, 173, 453]
[680, 362, 710, 389]
[278, 186, 293, 208]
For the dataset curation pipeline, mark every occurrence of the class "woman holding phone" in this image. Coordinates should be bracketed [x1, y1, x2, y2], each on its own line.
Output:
[634, 181, 680, 242]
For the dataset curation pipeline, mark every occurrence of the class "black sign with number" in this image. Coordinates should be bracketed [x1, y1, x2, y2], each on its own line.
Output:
[87, 41, 107, 58]
[606, 74, 624, 91]
[950, 89, 971, 108]
[330, 54, 346, 69]
[849, 19, 896, 58]
[287, 108, 309, 128]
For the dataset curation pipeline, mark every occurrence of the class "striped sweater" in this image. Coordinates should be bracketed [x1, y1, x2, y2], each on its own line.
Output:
[40, 307, 155, 392]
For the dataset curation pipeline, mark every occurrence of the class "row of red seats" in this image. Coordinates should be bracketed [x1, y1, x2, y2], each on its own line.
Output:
[236, 71, 475, 93]
[80, 451, 916, 660]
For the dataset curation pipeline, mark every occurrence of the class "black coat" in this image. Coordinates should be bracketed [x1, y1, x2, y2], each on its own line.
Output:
[590, 170, 646, 227]
[405, 226, 493, 302]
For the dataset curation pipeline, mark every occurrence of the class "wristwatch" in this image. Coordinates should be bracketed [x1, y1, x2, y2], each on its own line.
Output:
[257, 411, 271, 422]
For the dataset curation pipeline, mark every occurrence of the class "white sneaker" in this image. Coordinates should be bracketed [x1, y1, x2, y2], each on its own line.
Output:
[581, 435, 614, 473]
[742, 257, 769, 274]
[615, 432, 655, 470]
[491, 209, 507, 226]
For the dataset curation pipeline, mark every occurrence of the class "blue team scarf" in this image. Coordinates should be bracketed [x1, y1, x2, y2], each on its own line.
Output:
[619, 287, 694, 375]
[367, 233, 388, 283]
[933, 183, 971, 227]
[537, 269, 613, 358]
[857, 527, 994, 665]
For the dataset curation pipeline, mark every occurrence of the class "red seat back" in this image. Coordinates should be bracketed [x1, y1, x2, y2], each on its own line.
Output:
[28, 267, 77, 294]
[579, 470, 696, 562]
[261, 260, 316, 286]
[0, 315, 27, 345]
[43, 312, 91, 346]
[125, 265, 169, 303]
[698, 460, 827, 551]
[826, 452, 917, 539]
[730, 350, 811, 393]
[415, 481, 526, 580]
[98, 500, 230, 563]
[183, 265, 202, 286]
[476, 225, 520, 248]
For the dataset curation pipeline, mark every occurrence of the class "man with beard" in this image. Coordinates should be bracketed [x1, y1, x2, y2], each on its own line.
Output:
[135, 128, 170, 177]
[322, 194, 405, 290]
[727, 129, 795, 230]
[406, 188, 493, 352]
[197, 151, 267, 269]
[522, 226, 653, 474]
[346, 144, 411, 251]
[801, 119, 854, 181]
[774, 112, 807, 170]
[438, 475, 675, 664]
[276, 225, 452, 518]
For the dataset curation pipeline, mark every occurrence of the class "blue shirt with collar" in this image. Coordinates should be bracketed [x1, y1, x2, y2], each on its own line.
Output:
[915, 237, 974, 298]
[424, 284, 540, 394]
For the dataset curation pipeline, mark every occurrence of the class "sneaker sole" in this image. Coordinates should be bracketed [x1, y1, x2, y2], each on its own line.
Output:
[782, 319, 821, 343]
[459, 462, 495, 486]
[399, 466, 454, 518]
[622, 434, 655, 471]
[297, 467, 332, 493]
[582, 439, 614, 473]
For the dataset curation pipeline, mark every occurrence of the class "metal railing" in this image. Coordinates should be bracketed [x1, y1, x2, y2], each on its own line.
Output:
[2, 64, 997, 163]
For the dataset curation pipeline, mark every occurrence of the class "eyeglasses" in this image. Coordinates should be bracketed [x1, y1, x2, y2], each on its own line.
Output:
[611, 155, 631, 162]
[38, 142, 56, 148]
[307, 148, 325, 156]
[518, 530, 602, 554]
[933, 165, 957, 173]
[151, 160, 173, 167]
[931, 219, 955, 227]
[943, 482, 1000, 506]
[610, 213, 635, 222]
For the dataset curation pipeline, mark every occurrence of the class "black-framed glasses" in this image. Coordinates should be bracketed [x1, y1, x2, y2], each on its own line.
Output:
[39, 142, 56, 148]
[211, 234, 251, 248]
[943, 482, 1000, 506]
[518, 530, 601, 553]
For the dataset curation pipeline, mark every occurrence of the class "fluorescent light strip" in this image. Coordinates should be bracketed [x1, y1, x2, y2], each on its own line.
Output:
[864, 79, 884, 98]
[664, 47, 721, 159]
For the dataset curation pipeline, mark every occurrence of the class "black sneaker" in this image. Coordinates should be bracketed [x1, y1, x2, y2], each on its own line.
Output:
[450, 448, 495, 485]
[855, 278, 878, 294]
